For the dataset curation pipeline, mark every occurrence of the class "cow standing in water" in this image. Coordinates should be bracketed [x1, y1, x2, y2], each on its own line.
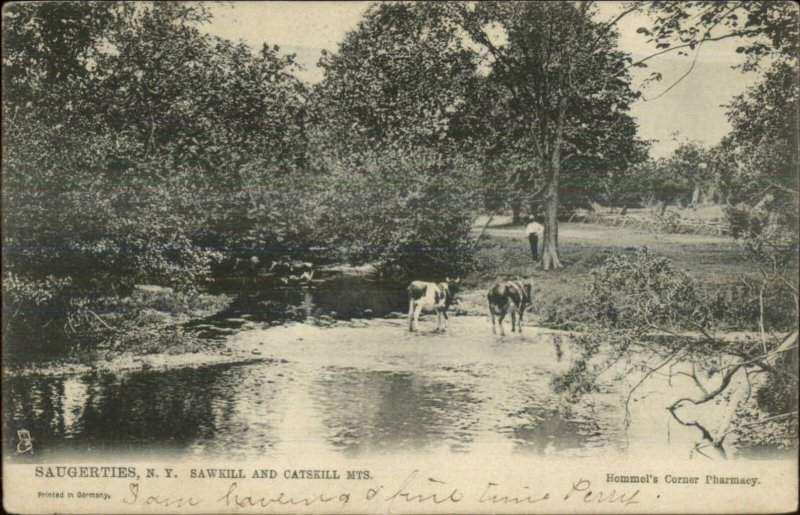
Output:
[407, 280, 455, 332]
[487, 280, 532, 336]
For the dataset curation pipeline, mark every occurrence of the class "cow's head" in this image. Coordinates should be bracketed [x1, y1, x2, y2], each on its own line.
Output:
[444, 277, 464, 304]
[522, 283, 532, 305]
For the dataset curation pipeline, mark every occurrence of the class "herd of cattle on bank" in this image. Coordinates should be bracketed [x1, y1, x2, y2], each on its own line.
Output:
[232, 255, 314, 285]
[233, 256, 531, 335]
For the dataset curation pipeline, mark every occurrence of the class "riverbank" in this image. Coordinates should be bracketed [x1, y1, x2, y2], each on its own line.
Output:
[3, 317, 579, 378]
[4, 218, 772, 376]
[465, 217, 775, 330]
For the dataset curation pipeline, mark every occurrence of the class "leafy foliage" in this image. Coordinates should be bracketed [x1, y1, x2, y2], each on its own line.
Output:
[317, 148, 482, 277]
[314, 2, 481, 154]
[588, 247, 707, 331]
[610, 141, 718, 207]
[312, 2, 484, 277]
[643, 1, 799, 72]
[2, 2, 312, 353]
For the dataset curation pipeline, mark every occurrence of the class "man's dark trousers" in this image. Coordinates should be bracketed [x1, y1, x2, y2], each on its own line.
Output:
[529, 233, 539, 261]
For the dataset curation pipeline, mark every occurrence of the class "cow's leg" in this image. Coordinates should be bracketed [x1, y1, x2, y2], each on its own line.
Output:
[408, 301, 416, 332]
[497, 312, 506, 336]
[489, 305, 496, 334]
[441, 310, 449, 331]
[413, 303, 424, 332]
[518, 309, 524, 333]
[511, 310, 517, 332]
[436, 310, 442, 332]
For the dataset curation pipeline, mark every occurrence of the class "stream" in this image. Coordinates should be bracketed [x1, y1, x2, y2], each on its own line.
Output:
[3, 274, 782, 461]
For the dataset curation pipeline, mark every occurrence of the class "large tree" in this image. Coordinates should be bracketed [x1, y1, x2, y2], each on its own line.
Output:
[721, 61, 799, 244]
[454, 1, 645, 269]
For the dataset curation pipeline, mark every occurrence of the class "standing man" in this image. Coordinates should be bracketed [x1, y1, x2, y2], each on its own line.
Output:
[525, 215, 544, 262]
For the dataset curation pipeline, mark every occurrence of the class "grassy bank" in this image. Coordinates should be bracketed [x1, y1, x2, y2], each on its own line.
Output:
[2, 286, 232, 365]
[462, 216, 788, 331]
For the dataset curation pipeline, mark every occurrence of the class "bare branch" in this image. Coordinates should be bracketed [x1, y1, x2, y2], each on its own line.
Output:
[622, 29, 760, 74]
[642, 39, 703, 102]
[624, 342, 690, 427]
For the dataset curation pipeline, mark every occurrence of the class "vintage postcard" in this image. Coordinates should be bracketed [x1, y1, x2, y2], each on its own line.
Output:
[2, 1, 798, 513]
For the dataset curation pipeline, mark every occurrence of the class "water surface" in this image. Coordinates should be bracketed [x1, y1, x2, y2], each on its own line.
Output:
[6, 275, 779, 461]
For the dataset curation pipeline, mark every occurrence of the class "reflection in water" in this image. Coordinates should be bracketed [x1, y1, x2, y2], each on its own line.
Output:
[188, 275, 409, 340]
[61, 377, 87, 437]
[3, 356, 624, 461]
[4, 365, 258, 459]
[312, 369, 480, 455]
[3, 276, 628, 461]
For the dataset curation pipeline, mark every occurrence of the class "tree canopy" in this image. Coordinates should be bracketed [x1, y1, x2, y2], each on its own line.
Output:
[454, 1, 647, 268]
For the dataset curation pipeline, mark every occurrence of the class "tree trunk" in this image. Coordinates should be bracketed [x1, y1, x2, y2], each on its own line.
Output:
[704, 184, 717, 205]
[541, 102, 566, 271]
[471, 212, 496, 251]
[691, 186, 700, 206]
[542, 177, 562, 270]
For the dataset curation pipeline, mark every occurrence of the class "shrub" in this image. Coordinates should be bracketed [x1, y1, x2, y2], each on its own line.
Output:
[588, 246, 707, 331]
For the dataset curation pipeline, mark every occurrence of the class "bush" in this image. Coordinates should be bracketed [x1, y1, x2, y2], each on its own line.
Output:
[588, 246, 707, 331]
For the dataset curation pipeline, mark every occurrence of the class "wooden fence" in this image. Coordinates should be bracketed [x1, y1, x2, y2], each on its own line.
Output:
[567, 212, 728, 236]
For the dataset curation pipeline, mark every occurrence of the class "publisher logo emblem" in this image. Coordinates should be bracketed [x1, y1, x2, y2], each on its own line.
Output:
[15, 429, 34, 455]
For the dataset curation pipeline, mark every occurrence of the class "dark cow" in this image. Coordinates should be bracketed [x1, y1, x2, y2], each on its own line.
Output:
[407, 280, 457, 332]
[487, 280, 532, 336]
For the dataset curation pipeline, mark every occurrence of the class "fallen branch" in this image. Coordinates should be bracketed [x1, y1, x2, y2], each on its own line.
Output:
[624, 342, 690, 428]
[86, 310, 119, 333]
[668, 331, 798, 457]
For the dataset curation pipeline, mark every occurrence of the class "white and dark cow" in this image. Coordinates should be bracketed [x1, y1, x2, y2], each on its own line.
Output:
[487, 280, 532, 336]
[407, 280, 456, 332]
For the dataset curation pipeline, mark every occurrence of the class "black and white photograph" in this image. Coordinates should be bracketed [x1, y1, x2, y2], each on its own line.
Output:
[2, 1, 798, 513]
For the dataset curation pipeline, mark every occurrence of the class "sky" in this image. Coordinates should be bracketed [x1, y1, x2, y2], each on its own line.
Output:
[201, 1, 760, 159]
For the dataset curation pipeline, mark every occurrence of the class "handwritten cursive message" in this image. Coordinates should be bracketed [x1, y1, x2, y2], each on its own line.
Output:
[121, 471, 642, 511]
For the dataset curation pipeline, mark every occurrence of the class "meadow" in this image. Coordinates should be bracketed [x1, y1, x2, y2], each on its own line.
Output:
[464, 216, 787, 332]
